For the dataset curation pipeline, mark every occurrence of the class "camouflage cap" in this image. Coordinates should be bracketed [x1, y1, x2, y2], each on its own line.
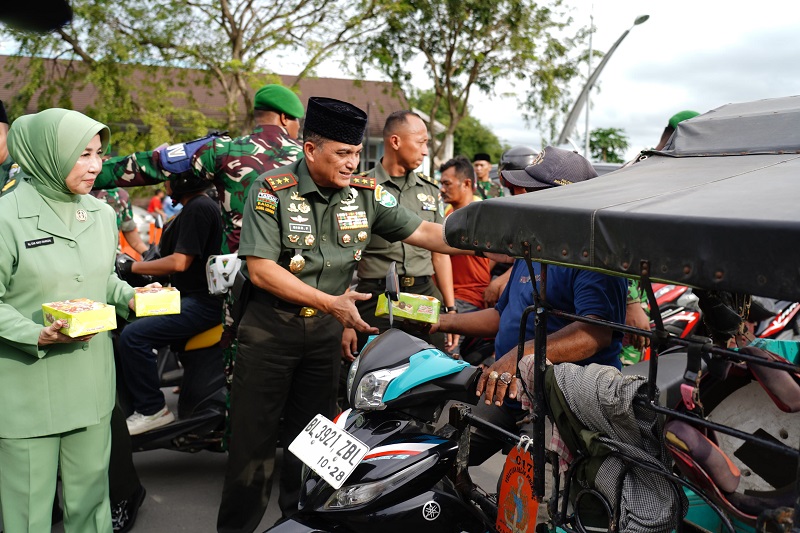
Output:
[254, 84, 305, 119]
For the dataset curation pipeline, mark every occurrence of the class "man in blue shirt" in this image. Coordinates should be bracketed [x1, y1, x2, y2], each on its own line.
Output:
[434, 146, 627, 465]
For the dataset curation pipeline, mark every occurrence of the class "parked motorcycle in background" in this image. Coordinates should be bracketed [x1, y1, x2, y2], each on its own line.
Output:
[115, 253, 227, 453]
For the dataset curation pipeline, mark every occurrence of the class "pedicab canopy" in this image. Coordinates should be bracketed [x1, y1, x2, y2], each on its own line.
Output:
[443, 95, 800, 301]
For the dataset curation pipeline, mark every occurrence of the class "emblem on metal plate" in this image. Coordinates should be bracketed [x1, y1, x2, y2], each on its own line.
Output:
[422, 501, 440, 521]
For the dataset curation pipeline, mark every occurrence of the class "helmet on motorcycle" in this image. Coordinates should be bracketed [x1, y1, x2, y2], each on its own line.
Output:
[499, 146, 537, 172]
[169, 170, 211, 204]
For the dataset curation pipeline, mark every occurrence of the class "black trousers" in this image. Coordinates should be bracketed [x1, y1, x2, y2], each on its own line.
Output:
[109, 404, 140, 503]
[110, 331, 142, 504]
[354, 277, 445, 352]
[217, 293, 343, 533]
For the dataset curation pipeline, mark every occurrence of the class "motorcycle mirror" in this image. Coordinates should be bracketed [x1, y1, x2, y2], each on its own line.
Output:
[386, 262, 399, 328]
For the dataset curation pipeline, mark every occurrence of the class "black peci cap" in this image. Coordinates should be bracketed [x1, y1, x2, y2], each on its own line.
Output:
[304, 97, 368, 146]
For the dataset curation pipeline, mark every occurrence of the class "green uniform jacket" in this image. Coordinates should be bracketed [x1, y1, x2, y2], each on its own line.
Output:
[0, 179, 135, 438]
[356, 164, 444, 280]
[239, 159, 423, 296]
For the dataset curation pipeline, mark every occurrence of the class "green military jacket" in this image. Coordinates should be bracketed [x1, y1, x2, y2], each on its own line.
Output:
[356, 163, 444, 279]
[0, 179, 135, 438]
[239, 159, 423, 296]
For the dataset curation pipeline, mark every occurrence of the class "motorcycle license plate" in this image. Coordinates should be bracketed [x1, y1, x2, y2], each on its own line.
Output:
[289, 413, 369, 489]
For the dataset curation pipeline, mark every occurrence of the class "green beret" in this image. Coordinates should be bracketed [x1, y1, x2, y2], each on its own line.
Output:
[253, 85, 305, 119]
[668, 110, 699, 129]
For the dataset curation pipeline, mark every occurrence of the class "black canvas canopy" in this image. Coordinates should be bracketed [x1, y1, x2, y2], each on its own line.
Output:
[443, 95, 800, 301]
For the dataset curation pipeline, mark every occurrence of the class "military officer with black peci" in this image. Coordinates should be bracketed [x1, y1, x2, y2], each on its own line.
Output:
[217, 97, 472, 533]
[341, 110, 457, 362]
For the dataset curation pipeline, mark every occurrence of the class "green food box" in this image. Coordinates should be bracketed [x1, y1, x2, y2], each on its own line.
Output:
[375, 292, 441, 324]
[42, 298, 117, 337]
[134, 287, 181, 317]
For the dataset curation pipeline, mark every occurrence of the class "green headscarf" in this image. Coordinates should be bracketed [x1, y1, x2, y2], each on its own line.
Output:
[7, 108, 110, 195]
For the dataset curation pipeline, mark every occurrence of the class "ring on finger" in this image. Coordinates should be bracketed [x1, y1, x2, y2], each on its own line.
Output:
[488, 370, 499, 381]
[499, 372, 513, 385]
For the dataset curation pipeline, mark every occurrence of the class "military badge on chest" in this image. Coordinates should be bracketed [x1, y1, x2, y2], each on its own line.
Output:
[420, 193, 437, 212]
[336, 210, 368, 231]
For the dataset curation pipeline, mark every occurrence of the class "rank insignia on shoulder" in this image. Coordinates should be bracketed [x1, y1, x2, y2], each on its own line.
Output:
[350, 176, 376, 189]
[265, 174, 298, 191]
[416, 172, 438, 187]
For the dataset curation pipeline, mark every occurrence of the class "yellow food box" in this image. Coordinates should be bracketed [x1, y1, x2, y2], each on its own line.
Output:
[375, 292, 441, 324]
[42, 298, 117, 338]
[134, 287, 181, 317]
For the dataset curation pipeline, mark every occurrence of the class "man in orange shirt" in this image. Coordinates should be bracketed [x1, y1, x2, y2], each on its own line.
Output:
[439, 155, 492, 315]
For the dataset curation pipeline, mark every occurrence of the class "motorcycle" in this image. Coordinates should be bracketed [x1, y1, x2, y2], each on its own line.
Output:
[266, 264, 525, 533]
[115, 253, 227, 453]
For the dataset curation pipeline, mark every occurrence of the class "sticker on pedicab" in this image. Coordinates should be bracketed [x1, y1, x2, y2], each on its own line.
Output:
[496, 438, 538, 533]
[374, 185, 397, 208]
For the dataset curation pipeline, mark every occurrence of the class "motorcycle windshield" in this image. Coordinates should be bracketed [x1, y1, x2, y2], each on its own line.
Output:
[383, 349, 470, 403]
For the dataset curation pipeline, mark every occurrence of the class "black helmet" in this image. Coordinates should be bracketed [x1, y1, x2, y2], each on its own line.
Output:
[169, 171, 211, 203]
[499, 145, 537, 172]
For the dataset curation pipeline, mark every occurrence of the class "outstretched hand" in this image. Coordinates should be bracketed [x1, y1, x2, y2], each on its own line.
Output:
[327, 291, 379, 334]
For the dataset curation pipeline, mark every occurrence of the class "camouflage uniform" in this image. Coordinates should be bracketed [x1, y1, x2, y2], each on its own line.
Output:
[90, 188, 137, 234]
[476, 179, 504, 199]
[95, 125, 302, 254]
[94, 125, 303, 430]
[620, 279, 651, 365]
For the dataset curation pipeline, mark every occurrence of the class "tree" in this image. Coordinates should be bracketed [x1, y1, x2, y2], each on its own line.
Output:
[361, 0, 588, 174]
[409, 90, 505, 163]
[589, 127, 629, 163]
[3, 0, 389, 151]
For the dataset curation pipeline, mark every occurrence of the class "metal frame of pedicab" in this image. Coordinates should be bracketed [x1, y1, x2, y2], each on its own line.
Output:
[442, 96, 800, 532]
[450, 251, 800, 532]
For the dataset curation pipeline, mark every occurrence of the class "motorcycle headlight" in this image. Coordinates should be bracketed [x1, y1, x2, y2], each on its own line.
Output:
[324, 454, 437, 509]
[352, 364, 409, 410]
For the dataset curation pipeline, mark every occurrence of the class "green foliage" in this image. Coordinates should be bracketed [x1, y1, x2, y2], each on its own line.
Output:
[361, 0, 588, 173]
[3, 0, 390, 152]
[409, 90, 506, 162]
[589, 127, 629, 163]
[453, 116, 507, 162]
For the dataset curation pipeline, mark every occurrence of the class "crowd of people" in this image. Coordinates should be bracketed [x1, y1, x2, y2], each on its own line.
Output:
[0, 89, 689, 532]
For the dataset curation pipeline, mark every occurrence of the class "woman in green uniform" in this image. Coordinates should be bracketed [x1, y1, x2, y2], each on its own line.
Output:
[0, 109, 135, 532]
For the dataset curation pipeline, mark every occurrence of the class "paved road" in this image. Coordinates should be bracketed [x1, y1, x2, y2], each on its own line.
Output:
[49, 395, 517, 533]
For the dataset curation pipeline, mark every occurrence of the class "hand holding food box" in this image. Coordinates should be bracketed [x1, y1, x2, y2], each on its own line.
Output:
[133, 287, 181, 317]
[42, 299, 117, 337]
[375, 292, 441, 324]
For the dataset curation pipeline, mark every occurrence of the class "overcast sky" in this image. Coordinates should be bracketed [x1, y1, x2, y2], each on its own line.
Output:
[463, 0, 800, 160]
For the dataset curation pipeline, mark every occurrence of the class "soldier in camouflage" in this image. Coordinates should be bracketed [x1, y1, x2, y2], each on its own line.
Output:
[94, 85, 304, 255]
[92, 84, 305, 387]
[90, 187, 149, 256]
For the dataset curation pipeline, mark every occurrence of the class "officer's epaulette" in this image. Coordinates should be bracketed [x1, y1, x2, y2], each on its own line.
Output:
[264, 173, 298, 191]
[415, 172, 439, 188]
[1, 178, 16, 195]
[350, 175, 376, 189]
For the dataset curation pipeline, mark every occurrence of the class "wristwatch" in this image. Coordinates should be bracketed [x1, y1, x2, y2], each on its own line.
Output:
[443, 306, 458, 313]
